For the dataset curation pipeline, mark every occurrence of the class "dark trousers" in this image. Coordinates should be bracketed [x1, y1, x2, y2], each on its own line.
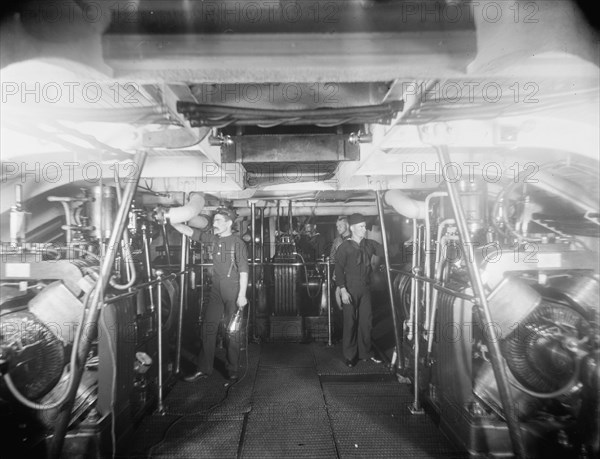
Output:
[198, 278, 241, 375]
[342, 284, 373, 361]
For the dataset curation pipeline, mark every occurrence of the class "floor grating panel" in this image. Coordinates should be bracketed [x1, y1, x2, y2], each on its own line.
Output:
[240, 410, 337, 458]
[330, 411, 467, 459]
[150, 417, 244, 458]
[124, 341, 465, 459]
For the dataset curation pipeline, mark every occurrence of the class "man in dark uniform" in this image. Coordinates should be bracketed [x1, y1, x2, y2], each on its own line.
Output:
[334, 213, 384, 367]
[173, 207, 249, 381]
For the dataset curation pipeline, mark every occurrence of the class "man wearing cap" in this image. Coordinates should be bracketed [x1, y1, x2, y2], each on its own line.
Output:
[334, 213, 384, 367]
[172, 207, 249, 381]
[330, 216, 351, 264]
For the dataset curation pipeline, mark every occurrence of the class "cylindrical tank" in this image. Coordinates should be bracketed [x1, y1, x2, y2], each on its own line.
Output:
[88, 186, 117, 240]
[457, 179, 487, 238]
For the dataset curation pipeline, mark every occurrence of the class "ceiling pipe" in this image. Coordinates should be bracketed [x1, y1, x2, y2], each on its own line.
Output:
[384, 189, 427, 220]
[166, 193, 205, 224]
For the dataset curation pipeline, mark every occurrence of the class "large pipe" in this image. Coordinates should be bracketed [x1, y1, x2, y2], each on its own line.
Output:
[384, 190, 427, 220]
[166, 193, 205, 224]
[188, 214, 209, 229]
[375, 190, 403, 374]
[49, 150, 147, 459]
[436, 145, 525, 459]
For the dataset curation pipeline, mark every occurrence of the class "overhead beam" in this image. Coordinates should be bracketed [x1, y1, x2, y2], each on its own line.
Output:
[103, 32, 475, 83]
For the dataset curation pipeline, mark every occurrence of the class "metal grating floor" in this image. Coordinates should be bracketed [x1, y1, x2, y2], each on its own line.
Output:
[123, 342, 463, 458]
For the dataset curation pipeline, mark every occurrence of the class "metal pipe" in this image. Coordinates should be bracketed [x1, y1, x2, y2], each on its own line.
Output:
[288, 200, 293, 233]
[260, 207, 265, 261]
[409, 224, 424, 414]
[384, 189, 427, 220]
[161, 222, 172, 266]
[155, 269, 165, 415]
[408, 220, 418, 341]
[175, 194, 189, 375]
[251, 202, 257, 340]
[166, 193, 205, 224]
[436, 145, 525, 458]
[199, 250, 205, 327]
[142, 223, 155, 313]
[112, 168, 136, 289]
[426, 218, 454, 354]
[49, 151, 147, 459]
[424, 192, 447, 341]
[326, 256, 332, 346]
[376, 190, 403, 371]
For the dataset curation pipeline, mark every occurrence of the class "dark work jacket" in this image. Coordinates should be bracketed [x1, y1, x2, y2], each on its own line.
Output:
[334, 238, 384, 290]
[192, 230, 249, 280]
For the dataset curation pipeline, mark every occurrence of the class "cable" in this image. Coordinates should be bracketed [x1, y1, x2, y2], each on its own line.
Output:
[146, 306, 256, 458]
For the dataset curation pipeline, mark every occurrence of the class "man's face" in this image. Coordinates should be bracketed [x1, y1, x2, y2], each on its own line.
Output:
[304, 223, 315, 235]
[336, 220, 348, 236]
[351, 222, 367, 239]
[213, 214, 232, 235]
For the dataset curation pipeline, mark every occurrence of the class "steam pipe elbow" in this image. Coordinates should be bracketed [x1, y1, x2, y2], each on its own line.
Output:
[167, 194, 205, 225]
[384, 190, 427, 220]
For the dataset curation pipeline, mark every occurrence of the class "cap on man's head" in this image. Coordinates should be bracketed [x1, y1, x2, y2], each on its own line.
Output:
[215, 207, 237, 221]
[348, 213, 366, 226]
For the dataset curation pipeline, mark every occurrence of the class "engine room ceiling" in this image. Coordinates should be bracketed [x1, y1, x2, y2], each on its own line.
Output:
[0, 0, 598, 215]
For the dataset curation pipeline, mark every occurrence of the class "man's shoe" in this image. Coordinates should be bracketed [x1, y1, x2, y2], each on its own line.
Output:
[183, 371, 209, 382]
[228, 372, 239, 381]
[345, 359, 356, 368]
[369, 356, 383, 364]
